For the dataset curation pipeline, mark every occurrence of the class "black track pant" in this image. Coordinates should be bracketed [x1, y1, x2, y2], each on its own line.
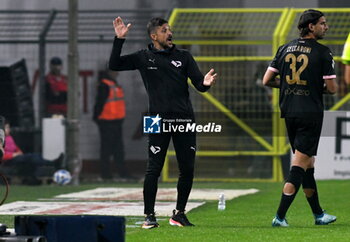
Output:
[97, 119, 125, 179]
[143, 132, 196, 214]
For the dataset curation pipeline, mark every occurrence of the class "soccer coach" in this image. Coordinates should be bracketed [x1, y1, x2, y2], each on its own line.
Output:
[109, 16, 217, 229]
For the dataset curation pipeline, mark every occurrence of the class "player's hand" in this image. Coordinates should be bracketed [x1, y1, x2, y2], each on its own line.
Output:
[113, 16, 132, 38]
[203, 69, 218, 86]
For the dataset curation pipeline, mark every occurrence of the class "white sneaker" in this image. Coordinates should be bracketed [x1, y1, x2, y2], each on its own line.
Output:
[272, 216, 289, 227]
[314, 211, 336, 225]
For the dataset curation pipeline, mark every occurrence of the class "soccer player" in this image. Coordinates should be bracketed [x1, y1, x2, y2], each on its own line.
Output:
[342, 32, 350, 85]
[109, 17, 217, 228]
[262, 9, 338, 227]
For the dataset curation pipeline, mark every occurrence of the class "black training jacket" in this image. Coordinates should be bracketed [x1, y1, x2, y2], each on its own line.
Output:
[109, 37, 209, 117]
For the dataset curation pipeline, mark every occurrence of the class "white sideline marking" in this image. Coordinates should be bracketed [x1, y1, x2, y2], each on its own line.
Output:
[53, 188, 259, 201]
[0, 201, 204, 217]
[0, 188, 258, 216]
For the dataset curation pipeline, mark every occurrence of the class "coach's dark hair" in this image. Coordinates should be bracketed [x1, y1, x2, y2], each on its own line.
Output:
[147, 17, 168, 36]
[298, 9, 324, 37]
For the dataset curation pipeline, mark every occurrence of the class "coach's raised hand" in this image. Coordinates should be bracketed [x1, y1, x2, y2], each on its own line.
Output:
[113, 16, 132, 39]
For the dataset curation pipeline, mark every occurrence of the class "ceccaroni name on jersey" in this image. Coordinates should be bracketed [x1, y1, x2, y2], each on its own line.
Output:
[286, 45, 312, 54]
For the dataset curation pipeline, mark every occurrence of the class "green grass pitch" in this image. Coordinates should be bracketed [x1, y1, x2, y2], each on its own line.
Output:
[0, 180, 349, 241]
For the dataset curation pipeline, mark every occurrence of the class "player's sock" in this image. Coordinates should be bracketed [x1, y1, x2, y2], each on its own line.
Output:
[303, 168, 323, 215]
[276, 166, 305, 219]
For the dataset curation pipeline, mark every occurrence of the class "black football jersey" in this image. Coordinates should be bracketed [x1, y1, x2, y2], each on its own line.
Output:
[269, 38, 336, 118]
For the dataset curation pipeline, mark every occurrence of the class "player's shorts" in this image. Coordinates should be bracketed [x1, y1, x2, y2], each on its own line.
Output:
[285, 117, 323, 157]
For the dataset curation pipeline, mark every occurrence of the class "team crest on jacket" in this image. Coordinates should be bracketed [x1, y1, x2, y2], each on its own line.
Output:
[171, 60, 182, 67]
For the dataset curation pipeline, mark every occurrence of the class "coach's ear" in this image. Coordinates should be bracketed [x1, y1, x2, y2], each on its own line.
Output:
[150, 33, 157, 41]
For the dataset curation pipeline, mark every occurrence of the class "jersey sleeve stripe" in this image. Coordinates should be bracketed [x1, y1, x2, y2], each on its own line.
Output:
[323, 75, 336, 79]
[268, 67, 279, 73]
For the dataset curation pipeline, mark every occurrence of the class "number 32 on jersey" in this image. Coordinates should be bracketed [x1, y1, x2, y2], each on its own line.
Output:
[285, 53, 308, 85]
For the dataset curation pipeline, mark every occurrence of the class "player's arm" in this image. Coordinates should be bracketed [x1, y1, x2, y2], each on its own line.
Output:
[262, 68, 280, 88]
[323, 49, 337, 94]
[263, 46, 282, 88]
[323, 78, 338, 94]
[345, 65, 350, 85]
[109, 17, 138, 71]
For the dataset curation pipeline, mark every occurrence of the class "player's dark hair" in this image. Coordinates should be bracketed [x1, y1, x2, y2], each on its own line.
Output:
[298, 9, 324, 37]
[147, 17, 168, 36]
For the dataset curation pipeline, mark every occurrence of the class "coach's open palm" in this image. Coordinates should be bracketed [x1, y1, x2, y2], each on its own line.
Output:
[203, 69, 218, 86]
[113, 16, 132, 38]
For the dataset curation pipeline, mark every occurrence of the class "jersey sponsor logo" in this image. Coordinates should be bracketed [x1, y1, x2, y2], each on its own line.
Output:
[148, 58, 156, 63]
[150, 145, 161, 154]
[171, 60, 182, 68]
[143, 114, 162, 133]
[147, 67, 158, 70]
[285, 87, 310, 96]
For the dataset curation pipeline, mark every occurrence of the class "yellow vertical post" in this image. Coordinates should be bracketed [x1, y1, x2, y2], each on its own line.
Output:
[271, 8, 289, 182]
[275, 9, 297, 182]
